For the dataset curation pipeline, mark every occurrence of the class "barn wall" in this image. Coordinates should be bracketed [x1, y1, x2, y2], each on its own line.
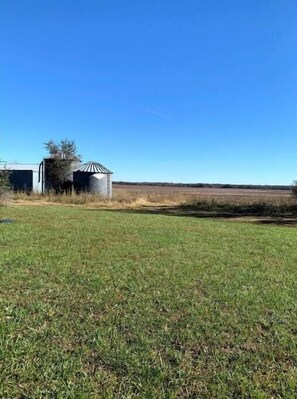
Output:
[0, 164, 42, 192]
[9, 170, 33, 191]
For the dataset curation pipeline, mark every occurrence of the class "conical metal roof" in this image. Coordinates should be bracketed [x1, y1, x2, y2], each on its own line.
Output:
[74, 161, 113, 174]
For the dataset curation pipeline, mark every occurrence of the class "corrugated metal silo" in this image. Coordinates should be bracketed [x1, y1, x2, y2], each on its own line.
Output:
[73, 161, 113, 198]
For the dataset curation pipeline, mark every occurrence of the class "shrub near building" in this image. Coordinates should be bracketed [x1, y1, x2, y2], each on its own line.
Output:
[0, 168, 11, 205]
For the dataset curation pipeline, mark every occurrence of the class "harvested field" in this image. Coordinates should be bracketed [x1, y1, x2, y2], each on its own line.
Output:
[113, 183, 291, 199]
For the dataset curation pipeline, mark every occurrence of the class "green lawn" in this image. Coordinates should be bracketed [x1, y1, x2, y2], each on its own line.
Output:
[0, 205, 296, 398]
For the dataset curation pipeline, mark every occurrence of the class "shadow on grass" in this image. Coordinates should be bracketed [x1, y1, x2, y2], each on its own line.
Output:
[85, 201, 297, 227]
[256, 219, 297, 227]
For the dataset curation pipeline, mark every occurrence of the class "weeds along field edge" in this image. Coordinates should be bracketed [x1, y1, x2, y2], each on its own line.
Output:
[11, 186, 297, 217]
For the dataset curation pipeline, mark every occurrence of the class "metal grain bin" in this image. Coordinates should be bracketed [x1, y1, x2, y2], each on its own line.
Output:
[73, 161, 112, 198]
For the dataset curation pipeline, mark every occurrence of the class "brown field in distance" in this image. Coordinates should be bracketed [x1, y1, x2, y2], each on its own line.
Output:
[113, 183, 291, 199]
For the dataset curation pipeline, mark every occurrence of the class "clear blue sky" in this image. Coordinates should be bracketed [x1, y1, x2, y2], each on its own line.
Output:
[1, 0, 296, 184]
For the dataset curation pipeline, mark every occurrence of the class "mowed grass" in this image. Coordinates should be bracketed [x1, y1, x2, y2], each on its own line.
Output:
[0, 205, 297, 398]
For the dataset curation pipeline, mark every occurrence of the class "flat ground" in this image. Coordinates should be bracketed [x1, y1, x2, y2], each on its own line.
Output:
[0, 204, 296, 398]
[113, 184, 291, 198]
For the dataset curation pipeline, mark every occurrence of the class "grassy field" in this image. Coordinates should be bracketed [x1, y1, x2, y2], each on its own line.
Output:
[1, 204, 297, 398]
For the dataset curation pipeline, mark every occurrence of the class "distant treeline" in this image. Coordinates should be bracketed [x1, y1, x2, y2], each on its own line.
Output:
[114, 181, 291, 190]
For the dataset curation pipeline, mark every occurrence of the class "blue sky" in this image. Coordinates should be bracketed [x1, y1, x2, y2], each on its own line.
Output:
[1, 0, 296, 184]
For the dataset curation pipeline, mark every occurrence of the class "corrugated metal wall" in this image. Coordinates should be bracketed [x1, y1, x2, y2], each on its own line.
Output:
[9, 170, 33, 191]
[73, 171, 92, 192]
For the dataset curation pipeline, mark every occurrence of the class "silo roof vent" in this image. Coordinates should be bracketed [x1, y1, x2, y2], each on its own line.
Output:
[74, 161, 113, 174]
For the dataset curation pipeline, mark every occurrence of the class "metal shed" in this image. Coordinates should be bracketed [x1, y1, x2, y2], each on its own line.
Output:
[0, 163, 42, 192]
[73, 161, 113, 198]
